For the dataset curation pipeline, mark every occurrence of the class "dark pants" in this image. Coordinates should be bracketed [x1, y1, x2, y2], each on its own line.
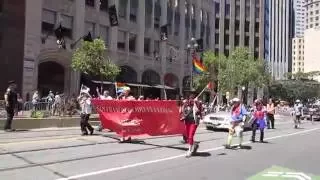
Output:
[267, 113, 275, 129]
[5, 107, 14, 130]
[80, 114, 93, 134]
[251, 123, 264, 142]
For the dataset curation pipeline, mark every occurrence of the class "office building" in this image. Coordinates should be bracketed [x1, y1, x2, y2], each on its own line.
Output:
[292, 37, 304, 73]
[293, 0, 306, 37]
[305, 0, 320, 29]
[264, 0, 293, 80]
[1, 0, 266, 100]
[304, 27, 320, 81]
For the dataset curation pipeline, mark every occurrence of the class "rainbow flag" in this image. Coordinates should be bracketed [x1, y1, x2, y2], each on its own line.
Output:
[193, 58, 206, 74]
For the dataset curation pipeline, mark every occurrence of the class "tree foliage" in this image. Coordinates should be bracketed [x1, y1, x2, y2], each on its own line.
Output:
[269, 79, 320, 103]
[194, 47, 271, 97]
[71, 38, 120, 80]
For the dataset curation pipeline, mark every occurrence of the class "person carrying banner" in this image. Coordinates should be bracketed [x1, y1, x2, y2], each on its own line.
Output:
[96, 87, 113, 132]
[181, 94, 203, 157]
[118, 86, 135, 142]
[225, 98, 248, 149]
[251, 99, 266, 143]
[77, 90, 94, 136]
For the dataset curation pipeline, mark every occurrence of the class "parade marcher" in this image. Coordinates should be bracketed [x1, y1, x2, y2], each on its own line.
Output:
[251, 99, 266, 143]
[96, 87, 113, 132]
[4, 81, 18, 131]
[292, 99, 303, 129]
[225, 98, 248, 149]
[267, 98, 275, 129]
[179, 98, 188, 144]
[118, 86, 135, 143]
[78, 91, 94, 135]
[181, 94, 203, 157]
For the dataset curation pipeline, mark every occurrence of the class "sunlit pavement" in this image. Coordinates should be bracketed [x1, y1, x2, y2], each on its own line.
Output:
[0, 116, 319, 180]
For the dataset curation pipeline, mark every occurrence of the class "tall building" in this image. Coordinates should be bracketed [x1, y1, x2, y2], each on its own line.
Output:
[0, 0, 26, 97]
[305, 0, 320, 29]
[293, 0, 306, 37]
[264, 0, 293, 80]
[1, 0, 266, 100]
[292, 37, 304, 73]
[304, 27, 320, 81]
[212, 0, 265, 59]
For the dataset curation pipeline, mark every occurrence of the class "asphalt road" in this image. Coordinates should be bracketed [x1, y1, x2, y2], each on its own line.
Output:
[0, 117, 319, 180]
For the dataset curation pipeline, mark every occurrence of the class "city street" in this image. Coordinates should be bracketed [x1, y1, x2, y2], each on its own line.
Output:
[0, 117, 319, 180]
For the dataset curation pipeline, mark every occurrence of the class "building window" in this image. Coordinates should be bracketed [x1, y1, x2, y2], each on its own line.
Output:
[225, 19, 230, 30]
[245, 21, 250, 32]
[0, 0, 3, 13]
[85, 21, 96, 37]
[255, 22, 259, 32]
[215, 33, 219, 44]
[130, 0, 138, 22]
[245, 36, 249, 46]
[100, 25, 109, 45]
[235, 35, 240, 46]
[224, 35, 229, 45]
[224, 49, 229, 57]
[117, 30, 126, 50]
[119, 0, 128, 18]
[129, 33, 137, 52]
[41, 9, 56, 33]
[255, 7, 260, 18]
[85, 0, 95, 7]
[235, 20, 240, 31]
[154, 40, 160, 55]
[154, 0, 161, 29]
[225, 4, 230, 16]
[144, 38, 151, 55]
[61, 15, 73, 38]
[100, 0, 109, 11]
[215, 2, 220, 15]
[236, 5, 240, 17]
[145, 0, 152, 28]
[215, 18, 220, 29]
[245, 6, 250, 19]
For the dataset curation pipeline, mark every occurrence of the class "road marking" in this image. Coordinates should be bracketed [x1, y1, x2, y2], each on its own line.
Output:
[56, 127, 320, 180]
[262, 172, 311, 180]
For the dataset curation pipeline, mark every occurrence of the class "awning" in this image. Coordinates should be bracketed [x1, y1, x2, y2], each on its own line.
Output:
[91, 80, 175, 90]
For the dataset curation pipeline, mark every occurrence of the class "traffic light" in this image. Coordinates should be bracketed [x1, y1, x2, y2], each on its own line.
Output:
[108, 5, 119, 26]
[160, 25, 168, 41]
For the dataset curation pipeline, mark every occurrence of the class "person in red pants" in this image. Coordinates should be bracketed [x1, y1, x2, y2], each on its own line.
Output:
[181, 94, 203, 157]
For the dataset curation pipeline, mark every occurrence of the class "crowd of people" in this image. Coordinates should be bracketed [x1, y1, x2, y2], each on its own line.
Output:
[4, 80, 307, 158]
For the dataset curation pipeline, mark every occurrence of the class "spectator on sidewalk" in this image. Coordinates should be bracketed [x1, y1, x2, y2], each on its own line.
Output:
[4, 80, 18, 131]
[267, 98, 275, 129]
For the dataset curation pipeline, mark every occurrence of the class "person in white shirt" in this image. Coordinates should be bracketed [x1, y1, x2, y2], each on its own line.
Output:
[78, 92, 94, 135]
[96, 87, 113, 132]
[96, 87, 113, 100]
[292, 99, 303, 129]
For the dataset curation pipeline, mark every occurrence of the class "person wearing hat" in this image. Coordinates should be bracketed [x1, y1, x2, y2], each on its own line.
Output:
[4, 81, 18, 131]
[251, 99, 266, 143]
[225, 97, 248, 149]
[77, 91, 94, 135]
[181, 93, 203, 157]
[292, 99, 303, 129]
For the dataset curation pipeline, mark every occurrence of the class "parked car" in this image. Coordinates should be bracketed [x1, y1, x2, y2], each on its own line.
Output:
[203, 111, 254, 131]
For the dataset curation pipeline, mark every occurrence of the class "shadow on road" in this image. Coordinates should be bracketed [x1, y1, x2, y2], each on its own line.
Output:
[193, 152, 211, 157]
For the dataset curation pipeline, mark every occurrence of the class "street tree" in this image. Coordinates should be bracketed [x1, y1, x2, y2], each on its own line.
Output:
[71, 38, 121, 89]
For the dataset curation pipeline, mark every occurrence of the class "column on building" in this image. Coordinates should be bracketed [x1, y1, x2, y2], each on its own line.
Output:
[160, 0, 168, 99]
[137, 0, 146, 83]
[209, 1, 215, 50]
[179, 0, 186, 95]
[23, 0, 43, 99]
[69, 0, 86, 95]
[229, 0, 236, 52]
[239, 0, 246, 46]
[218, 1, 225, 53]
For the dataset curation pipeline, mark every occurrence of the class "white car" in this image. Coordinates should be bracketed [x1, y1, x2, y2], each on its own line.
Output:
[203, 111, 253, 131]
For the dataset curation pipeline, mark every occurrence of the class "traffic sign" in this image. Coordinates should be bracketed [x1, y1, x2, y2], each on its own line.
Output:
[248, 166, 320, 180]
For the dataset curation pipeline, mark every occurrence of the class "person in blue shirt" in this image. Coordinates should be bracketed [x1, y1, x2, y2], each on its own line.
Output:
[225, 98, 248, 149]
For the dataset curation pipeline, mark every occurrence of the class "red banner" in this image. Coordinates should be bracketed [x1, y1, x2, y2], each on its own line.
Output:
[92, 100, 184, 137]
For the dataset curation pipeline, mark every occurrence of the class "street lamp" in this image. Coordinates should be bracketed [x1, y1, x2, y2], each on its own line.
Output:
[70, 32, 93, 49]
